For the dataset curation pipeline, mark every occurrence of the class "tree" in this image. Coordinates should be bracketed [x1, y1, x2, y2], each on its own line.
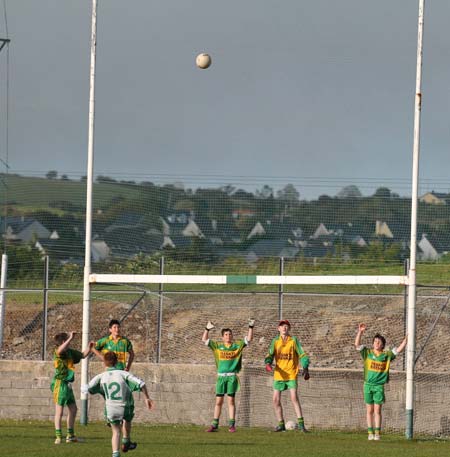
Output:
[336, 185, 362, 199]
[256, 185, 274, 199]
[277, 184, 300, 202]
[46, 170, 57, 180]
[373, 187, 392, 199]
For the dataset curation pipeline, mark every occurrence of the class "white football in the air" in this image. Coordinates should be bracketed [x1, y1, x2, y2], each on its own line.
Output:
[196, 53, 211, 69]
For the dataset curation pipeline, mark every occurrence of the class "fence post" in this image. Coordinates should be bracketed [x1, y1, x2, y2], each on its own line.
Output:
[278, 257, 284, 320]
[156, 256, 164, 363]
[0, 254, 8, 349]
[41, 256, 49, 360]
[403, 258, 409, 371]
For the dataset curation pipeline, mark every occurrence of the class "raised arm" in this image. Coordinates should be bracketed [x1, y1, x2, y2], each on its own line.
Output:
[395, 334, 408, 354]
[355, 323, 366, 349]
[247, 318, 255, 343]
[202, 321, 215, 343]
[82, 341, 95, 358]
[56, 331, 75, 355]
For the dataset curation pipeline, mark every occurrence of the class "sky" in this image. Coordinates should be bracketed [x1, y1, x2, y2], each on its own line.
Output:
[0, 1, 449, 200]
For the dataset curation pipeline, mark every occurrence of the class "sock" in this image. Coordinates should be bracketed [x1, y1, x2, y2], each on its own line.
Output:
[122, 437, 130, 444]
[278, 420, 285, 427]
[229, 419, 235, 427]
[55, 429, 62, 439]
[298, 417, 305, 428]
[375, 428, 381, 435]
[368, 427, 374, 435]
[212, 419, 219, 429]
[112, 451, 120, 457]
[67, 428, 74, 437]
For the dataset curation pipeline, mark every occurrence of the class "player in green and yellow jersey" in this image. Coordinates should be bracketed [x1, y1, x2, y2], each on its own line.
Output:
[202, 319, 254, 433]
[265, 319, 310, 432]
[51, 331, 94, 444]
[93, 319, 134, 371]
[355, 323, 407, 441]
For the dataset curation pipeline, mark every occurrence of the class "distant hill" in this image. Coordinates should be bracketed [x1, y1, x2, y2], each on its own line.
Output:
[1, 174, 143, 212]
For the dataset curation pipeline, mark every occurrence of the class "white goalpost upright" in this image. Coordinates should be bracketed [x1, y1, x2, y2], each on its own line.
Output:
[81, 0, 98, 425]
[405, 0, 425, 440]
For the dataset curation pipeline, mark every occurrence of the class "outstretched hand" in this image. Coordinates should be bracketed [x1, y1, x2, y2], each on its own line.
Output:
[303, 368, 310, 381]
[358, 323, 366, 333]
[265, 364, 273, 373]
[248, 318, 255, 328]
[205, 321, 215, 331]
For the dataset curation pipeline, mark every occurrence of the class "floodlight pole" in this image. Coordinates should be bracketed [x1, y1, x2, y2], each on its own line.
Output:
[80, 0, 98, 425]
[406, 0, 425, 440]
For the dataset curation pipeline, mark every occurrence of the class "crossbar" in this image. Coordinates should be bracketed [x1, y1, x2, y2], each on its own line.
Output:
[90, 274, 408, 286]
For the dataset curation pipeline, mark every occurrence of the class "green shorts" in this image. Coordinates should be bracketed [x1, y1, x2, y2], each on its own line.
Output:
[273, 379, 298, 391]
[51, 379, 76, 406]
[364, 383, 385, 405]
[216, 375, 239, 396]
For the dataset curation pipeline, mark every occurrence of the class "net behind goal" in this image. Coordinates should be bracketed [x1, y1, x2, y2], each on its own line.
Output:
[85, 275, 450, 436]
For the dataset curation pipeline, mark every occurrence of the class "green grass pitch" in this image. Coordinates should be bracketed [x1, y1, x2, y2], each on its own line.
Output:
[2, 421, 449, 457]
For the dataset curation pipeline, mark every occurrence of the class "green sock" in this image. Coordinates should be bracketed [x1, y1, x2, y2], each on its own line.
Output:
[122, 437, 130, 444]
[112, 451, 120, 457]
[298, 417, 305, 428]
[55, 429, 62, 439]
[67, 428, 74, 437]
[212, 419, 219, 428]
[368, 427, 374, 434]
[279, 420, 285, 427]
[375, 428, 381, 435]
[229, 419, 235, 427]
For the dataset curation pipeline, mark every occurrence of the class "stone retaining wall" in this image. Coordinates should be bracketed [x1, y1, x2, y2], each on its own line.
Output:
[0, 360, 447, 435]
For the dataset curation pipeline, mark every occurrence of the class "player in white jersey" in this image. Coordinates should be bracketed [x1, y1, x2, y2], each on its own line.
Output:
[84, 352, 154, 456]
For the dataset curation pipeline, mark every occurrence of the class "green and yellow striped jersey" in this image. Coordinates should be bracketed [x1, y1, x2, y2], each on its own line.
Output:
[95, 335, 133, 370]
[207, 338, 247, 374]
[359, 346, 397, 385]
[265, 335, 309, 381]
[53, 348, 83, 382]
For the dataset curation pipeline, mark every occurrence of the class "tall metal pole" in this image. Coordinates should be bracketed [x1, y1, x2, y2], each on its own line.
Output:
[406, 0, 425, 440]
[278, 257, 284, 320]
[156, 256, 164, 363]
[41, 255, 49, 360]
[80, 0, 98, 425]
[0, 254, 8, 349]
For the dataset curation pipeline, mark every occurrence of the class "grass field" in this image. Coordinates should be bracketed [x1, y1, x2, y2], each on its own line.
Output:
[2, 421, 449, 457]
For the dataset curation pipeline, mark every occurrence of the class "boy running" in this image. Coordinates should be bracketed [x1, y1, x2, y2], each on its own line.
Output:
[265, 319, 310, 432]
[51, 331, 94, 444]
[84, 351, 154, 456]
[355, 323, 407, 441]
[93, 319, 134, 371]
[202, 319, 255, 433]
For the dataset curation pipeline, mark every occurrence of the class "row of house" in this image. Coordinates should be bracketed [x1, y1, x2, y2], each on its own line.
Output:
[2, 213, 450, 263]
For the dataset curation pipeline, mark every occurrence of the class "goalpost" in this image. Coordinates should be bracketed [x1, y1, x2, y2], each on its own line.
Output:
[80, 0, 426, 439]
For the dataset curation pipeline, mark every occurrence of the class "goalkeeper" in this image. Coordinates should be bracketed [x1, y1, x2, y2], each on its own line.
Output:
[265, 320, 310, 432]
[355, 323, 407, 441]
[202, 318, 255, 433]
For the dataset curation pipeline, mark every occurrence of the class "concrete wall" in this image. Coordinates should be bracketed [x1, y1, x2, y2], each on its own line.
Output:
[0, 360, 448, 435]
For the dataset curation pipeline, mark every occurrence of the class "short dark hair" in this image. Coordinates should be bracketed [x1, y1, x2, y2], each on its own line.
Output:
[221, 328, 233, 336]
[104, 351, 118, 367]
[108, 319, 120, 328]
[54, 333, 69, 346]
[373, 333, 386, 349]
